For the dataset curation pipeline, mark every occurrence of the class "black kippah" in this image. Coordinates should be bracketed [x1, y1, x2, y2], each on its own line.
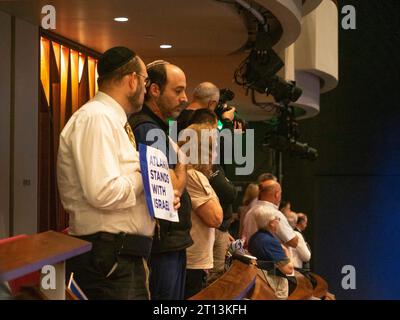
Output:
[97, 46, 136, 77]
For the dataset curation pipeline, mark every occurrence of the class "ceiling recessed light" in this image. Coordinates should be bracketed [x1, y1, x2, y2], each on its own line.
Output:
[114, 17, 128, 22]
[160, 44, 172, 49]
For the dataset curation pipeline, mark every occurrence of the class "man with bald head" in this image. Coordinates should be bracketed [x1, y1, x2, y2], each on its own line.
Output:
[241, 175, 298, 249]
[177, 82, 219, 133]
[190, 82, 220, 110]
[129, 60, 192, 300]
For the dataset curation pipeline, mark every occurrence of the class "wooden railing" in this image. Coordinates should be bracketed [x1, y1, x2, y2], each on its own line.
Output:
[287, 271, 314, 300]
[1, 233, 333, 300]
[189, 260, 258, 300]
[0, 231, 91, 299]
[189, 257, 333, 300]
[247, 273, 278, 300]
[310, 272, 329, 299]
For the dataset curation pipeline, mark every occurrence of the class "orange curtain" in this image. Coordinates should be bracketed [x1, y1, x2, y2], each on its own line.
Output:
[39, 36, 99, 232]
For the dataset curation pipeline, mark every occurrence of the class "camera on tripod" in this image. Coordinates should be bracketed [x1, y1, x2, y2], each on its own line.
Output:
[232, 25, 318, 161]
[264, 106, 318, 161]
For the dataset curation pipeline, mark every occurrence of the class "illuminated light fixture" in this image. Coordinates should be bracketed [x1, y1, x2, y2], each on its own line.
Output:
[78, 54, 85, 83]
[114, 17, 128, 22]
[160, 44, 172, 49]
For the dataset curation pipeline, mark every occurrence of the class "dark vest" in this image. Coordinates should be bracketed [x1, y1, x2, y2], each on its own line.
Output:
[129, 106, 193, 254]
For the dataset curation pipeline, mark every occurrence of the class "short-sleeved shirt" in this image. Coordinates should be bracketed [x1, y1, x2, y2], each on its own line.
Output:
[186, 169, 219, 269]
[242, 200, 295, 246]
[248, 230, 289, 266]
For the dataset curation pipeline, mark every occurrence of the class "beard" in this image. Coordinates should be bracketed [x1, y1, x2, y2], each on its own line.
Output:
[156, 96, 185, 120]
[127, 87, 143, 113]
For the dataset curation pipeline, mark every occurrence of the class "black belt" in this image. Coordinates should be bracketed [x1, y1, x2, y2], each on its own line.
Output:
[77, 232, 153, 258]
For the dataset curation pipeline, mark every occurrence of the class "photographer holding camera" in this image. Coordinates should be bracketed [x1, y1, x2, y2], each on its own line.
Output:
[214, 89, 246, 131]
[177, 82, 220, 133]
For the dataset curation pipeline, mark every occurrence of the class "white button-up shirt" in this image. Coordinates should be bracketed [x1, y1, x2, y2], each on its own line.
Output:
[57, 91, 155, 236]
[290, 231, 311, 268]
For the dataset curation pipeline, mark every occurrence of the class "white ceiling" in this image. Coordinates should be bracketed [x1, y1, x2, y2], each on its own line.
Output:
[0, 0, 327, 120]
[0, 0, 248, 57]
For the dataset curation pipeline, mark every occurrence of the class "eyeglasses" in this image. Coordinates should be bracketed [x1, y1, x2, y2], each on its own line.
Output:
[135, 72, 151, 87]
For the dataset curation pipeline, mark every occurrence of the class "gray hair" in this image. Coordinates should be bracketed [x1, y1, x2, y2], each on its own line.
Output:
[286, 211, 298, 228]
[192, 82, 220, 104]
[257, 172, 277, 184]
[254, 206, 278, 231]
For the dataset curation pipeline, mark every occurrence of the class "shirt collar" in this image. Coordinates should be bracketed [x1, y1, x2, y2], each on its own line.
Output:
[94, 91, 128, 126]
[257, 200, 279, 210]
[141, 104, 169, 132]
[258, 229, 273, 236]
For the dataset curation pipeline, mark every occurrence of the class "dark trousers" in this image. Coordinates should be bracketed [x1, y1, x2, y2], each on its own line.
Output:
[66, 236, 150, 300]
[149, 250, 186, 300]
[287, 276, 297, 295]
[184, 269, 207, 299]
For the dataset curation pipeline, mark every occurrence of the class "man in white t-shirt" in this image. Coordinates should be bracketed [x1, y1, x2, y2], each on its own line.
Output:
[241, 178, 298, 249]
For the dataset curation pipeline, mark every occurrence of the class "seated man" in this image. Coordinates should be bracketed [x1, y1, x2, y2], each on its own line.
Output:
[248, 206, 294, 300]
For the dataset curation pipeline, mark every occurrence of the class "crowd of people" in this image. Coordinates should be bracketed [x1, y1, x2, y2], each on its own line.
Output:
[55, 46, 314, 300]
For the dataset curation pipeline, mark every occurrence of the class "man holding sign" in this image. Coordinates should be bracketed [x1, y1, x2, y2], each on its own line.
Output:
[129, 60, 192, 300]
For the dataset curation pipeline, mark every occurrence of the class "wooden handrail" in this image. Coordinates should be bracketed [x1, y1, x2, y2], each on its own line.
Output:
[287, 271, 314, 300]
[310, 272, 329, 299]
[189, 260, 257, 300]
[185, 257, 332, 300]
[247, 273, 278, 300]
[0, 231, 91, 282]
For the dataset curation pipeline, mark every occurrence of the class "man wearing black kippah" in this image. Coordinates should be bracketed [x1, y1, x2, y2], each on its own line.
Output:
[57, 47, 179, 300]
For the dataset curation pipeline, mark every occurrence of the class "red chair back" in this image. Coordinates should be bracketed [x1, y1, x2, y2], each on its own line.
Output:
[0, 234, 40, 296]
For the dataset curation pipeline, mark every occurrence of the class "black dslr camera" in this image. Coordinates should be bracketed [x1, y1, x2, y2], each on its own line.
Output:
[214, 89, 246, 131]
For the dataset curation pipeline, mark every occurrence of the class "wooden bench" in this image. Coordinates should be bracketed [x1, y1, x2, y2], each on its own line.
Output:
[188, 258, 332, 300]
[0, 230, 91, 299]
[189, 260, 258, 300]
[247, 273, 278, 300]
[287, 271, 314, 300]
[250, 269, 315, 300]
[310, 272, 329, 299]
